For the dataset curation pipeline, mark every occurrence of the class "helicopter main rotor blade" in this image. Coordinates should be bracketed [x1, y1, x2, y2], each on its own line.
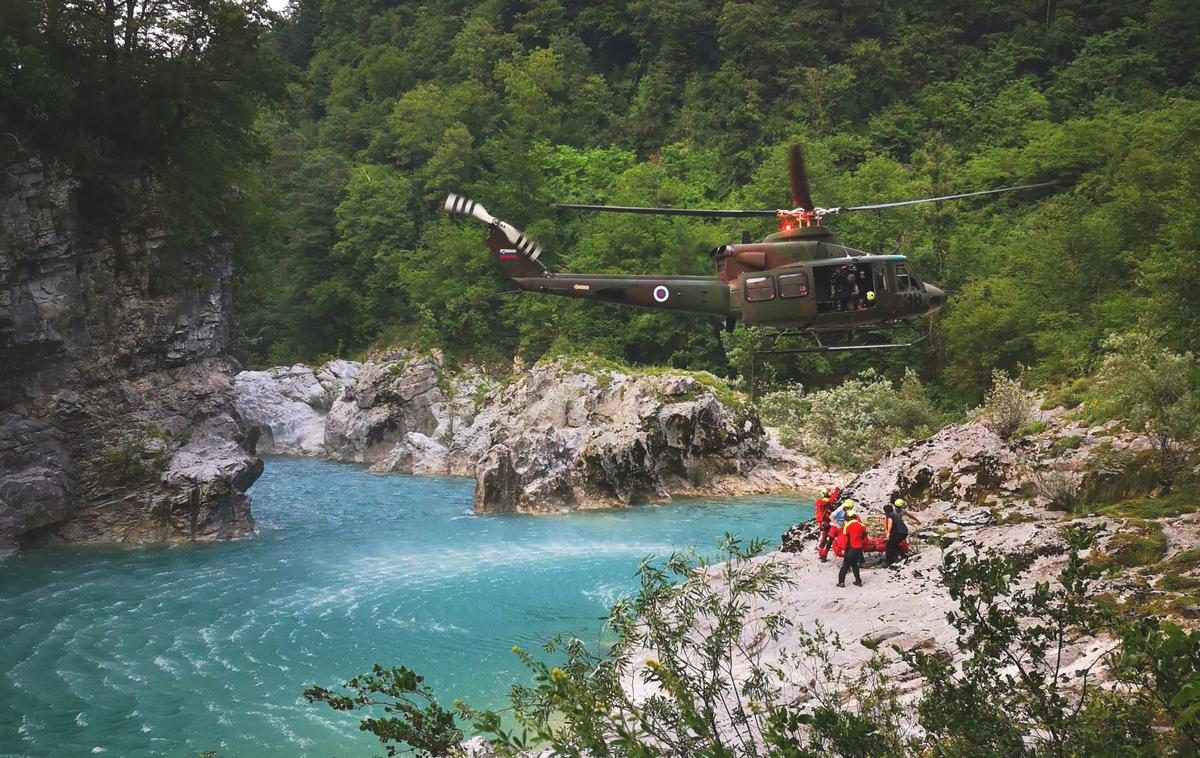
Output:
[836, 181, 1059, 213]
[788, 143, 815, 211]
[550, 203, 779, 218]
[552, 179, 1061, 219]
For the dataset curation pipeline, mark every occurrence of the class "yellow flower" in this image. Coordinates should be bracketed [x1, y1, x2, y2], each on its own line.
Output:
[550, 667, 566, 681]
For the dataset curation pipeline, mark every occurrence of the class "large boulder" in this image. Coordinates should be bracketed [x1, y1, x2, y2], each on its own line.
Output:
[233, 361, 359, 456]
[841, 421, 1028, 512]
[324, 352, 446, 465]
[468, 361, 778, 513]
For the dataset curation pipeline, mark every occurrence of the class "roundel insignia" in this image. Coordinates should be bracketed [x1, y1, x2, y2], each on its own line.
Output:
[652, 285, 670, 303]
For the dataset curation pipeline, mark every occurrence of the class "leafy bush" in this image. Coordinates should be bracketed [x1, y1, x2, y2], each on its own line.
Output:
[1086, 332, 1200, 482]
[979, 369, 1033, 440]
[1113, 618, 1200, 752]
[756, 385, 806, 448]
[97, 436, 152, 484]
[901, 530, 1156, 756]
[304, 666, 462, 757]
[1045, 377, 1093, 411]
[96, 425, 186, 485]
[792, 369, 945, 470]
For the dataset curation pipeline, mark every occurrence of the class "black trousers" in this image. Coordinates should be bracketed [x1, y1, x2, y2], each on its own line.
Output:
[839, 547, 863, 584]
[885, 534, 905, 565]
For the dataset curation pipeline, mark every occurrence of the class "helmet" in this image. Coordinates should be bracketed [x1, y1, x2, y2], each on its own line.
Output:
[843, 499, 856, 515]
[866, 291, 876, 302]
[894, 498, 906, 508]
[820, 488, 831, 498]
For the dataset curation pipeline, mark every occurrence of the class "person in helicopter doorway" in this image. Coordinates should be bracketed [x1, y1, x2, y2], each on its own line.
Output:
[837, 265, 859, 312]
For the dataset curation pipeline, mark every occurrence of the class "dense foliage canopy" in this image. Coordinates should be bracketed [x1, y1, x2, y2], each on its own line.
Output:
[0, 0, 285, 239]
[4, 0, 1198, 402]
[229, 0, 1199, 403]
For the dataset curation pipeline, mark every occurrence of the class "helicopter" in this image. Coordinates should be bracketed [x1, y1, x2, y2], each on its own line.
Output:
[444, 144, 1054, 352]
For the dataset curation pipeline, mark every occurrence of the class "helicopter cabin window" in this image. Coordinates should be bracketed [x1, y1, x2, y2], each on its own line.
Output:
[744, 275, 775, 302]
[895, 264, 920, 292]
[778, 272, 809, 298]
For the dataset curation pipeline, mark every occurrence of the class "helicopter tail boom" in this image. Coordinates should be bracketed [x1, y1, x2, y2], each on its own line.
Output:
[445, 192, 732, 317]
[511, 273, 732, 316]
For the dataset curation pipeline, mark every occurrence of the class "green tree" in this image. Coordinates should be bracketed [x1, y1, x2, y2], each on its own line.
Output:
[1086, 332, 1200, 482]
[0, 0, 285, 237]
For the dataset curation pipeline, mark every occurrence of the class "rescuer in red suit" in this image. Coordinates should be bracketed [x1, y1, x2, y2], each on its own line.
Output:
[814, 486, 840, 562]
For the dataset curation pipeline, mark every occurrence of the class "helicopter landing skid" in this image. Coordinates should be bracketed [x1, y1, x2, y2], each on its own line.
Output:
[748, 323, 931, 399]
[758, 325, 930, 353]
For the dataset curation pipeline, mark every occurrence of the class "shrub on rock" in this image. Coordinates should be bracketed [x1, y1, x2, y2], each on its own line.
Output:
[765, 369, 945, 470]
[979, 369, 1033, 440]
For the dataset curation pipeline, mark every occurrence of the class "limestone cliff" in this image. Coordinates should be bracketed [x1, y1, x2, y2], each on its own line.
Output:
[0, 160, 261, 556]
[233, 352, 831, 512]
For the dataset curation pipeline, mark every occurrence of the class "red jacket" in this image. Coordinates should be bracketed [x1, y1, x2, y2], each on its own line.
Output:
[844, 518, 867, 549]
[815, 488, 841, 523]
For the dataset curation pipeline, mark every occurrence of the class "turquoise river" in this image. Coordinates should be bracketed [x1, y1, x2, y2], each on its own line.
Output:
[0, 457, 810, 757]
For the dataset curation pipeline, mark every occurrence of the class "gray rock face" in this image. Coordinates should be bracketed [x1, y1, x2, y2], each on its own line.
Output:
[0, 160, 261, 553]
[841, 421, 1029, 513]
[0, 414, 77, 557]
[234, 354, 830, 513]
[234, 361, 358, 456]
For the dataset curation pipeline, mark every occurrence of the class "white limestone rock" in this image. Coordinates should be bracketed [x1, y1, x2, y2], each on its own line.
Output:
[840, 421, 1029, 514]
[236, 353, 833, 513]
[232, 359, 363, 457]
[323, 352, 445, 465]
[467, 359, 826, 513]
[234, 364, 330, 456]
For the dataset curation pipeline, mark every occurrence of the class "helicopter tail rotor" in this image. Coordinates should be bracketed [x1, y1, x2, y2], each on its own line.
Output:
[444, 193, 494, 225]
[444, 193, 543, 260]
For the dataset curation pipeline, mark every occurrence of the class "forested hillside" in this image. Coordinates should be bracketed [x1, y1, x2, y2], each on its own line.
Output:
[235, 0, 1198, 401]
[5, 0, 1197, 403]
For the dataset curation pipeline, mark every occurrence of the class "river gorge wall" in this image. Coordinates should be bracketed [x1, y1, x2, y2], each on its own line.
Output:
[0, 162, 824, 553]
[0, 161, 261, 557]
[234, 352, 830, 512]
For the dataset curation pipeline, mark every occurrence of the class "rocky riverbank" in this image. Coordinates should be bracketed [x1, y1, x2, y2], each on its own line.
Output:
[455, 401, 1200, 756]
[0, 161, 261, 557]
[677, 405, 1200, 718]
[234, 352, 833, 512]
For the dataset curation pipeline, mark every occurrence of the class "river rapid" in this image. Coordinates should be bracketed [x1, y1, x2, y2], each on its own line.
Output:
[0, 457, 810, 756]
